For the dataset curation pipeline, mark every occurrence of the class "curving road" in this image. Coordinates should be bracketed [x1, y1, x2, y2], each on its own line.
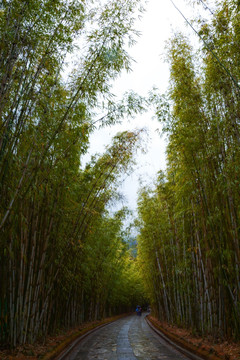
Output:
[59, 313, 190, 360]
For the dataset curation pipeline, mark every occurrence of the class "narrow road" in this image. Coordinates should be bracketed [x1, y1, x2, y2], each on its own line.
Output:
[59, 314, 190, 360]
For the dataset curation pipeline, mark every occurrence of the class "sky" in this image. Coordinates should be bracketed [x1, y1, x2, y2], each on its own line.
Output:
[82, 0, 214, 212]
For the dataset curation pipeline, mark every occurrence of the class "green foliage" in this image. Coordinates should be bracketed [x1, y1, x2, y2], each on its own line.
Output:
[0, 0, 146, 346]
[138, 0, 240, 339]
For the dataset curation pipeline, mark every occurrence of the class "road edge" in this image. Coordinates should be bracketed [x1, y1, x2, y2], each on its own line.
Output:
[41, 313, 130, 360]
[146, 316, 223, 360]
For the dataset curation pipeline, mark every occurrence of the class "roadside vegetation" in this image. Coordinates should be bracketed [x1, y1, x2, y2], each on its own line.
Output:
[137, 0, 240, 341]
[0, 0, 146, 347]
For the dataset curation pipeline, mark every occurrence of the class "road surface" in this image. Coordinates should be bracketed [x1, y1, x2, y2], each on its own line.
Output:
[59, 313, 190, 360]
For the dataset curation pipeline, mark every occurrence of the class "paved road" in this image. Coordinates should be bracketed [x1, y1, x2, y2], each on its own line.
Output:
[61, 314, 189, 360]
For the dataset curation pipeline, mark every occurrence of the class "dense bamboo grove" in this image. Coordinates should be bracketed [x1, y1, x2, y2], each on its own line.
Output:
[137, 0, 240, 340]
[0, 0, 146, 347]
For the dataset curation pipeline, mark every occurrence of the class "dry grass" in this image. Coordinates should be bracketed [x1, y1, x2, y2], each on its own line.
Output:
[0, 314, 127, 360]
[148, 316, 240, 360]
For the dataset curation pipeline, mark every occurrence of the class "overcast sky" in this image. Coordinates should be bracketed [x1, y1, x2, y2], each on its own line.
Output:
[82, 0, 214, 212]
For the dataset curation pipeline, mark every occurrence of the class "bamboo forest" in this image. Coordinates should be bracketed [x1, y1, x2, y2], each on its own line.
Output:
[0, 0, 240, 356]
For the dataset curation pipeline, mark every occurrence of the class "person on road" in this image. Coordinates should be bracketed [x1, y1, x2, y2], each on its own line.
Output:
[136, 305, 142, 316]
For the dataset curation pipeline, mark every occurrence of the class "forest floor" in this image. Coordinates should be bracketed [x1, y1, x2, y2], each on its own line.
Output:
[0, 314, 127, 360]
[148, 315, 240, 360]
[1, 314, 240, 359]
